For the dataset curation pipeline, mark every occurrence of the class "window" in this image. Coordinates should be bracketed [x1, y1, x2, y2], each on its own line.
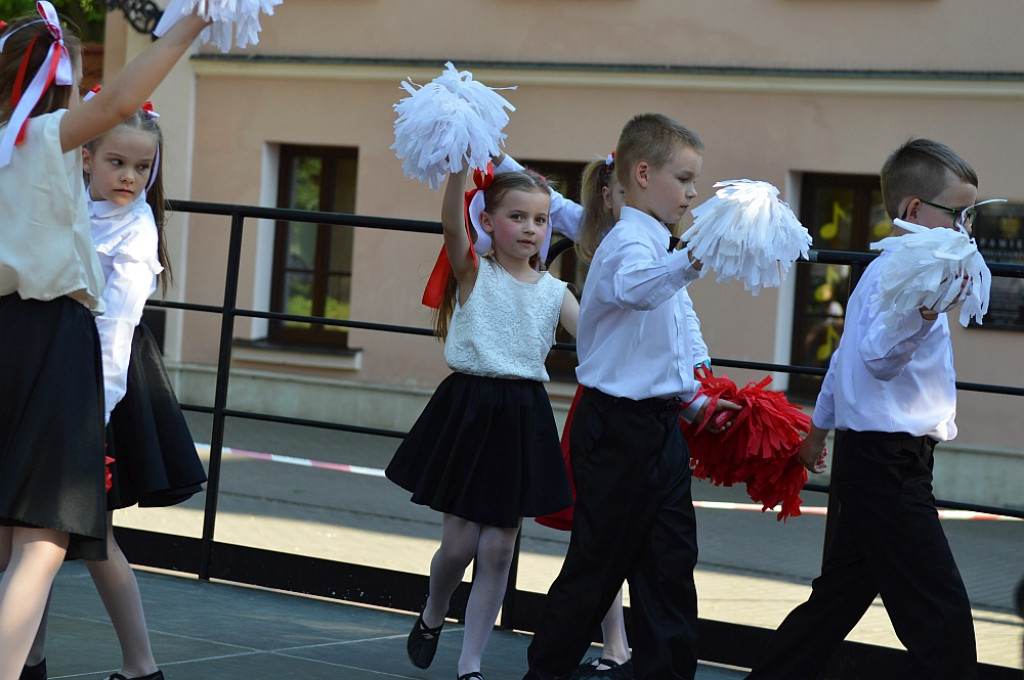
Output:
[971, 201, 1024, 330]
[789, 173, 887, 397]
[269, 146, 357, 348]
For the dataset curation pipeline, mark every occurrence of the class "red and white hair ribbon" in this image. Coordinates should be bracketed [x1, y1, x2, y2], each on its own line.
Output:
[464, 163, 495, 258]
[140, 100, 160, 119]
[0, 1, 73, 168]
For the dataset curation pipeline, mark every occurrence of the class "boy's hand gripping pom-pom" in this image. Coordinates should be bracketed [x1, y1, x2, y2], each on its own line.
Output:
[682, 180, 812, 294]
[683, 374, 812, 521]
[154, 0, 282, 53]
[871, 218, 993, 328]
[391, 62, 516, 191]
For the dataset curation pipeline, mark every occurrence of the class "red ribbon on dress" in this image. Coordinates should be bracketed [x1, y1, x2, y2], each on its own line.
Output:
[421, 163, 494, 309]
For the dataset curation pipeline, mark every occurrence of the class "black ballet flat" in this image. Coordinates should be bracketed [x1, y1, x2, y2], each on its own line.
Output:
[20, 659, 46, 680]
[407, 611, 444, 669]
[457, 673, 484, 680]
[108, 672, 164, 680]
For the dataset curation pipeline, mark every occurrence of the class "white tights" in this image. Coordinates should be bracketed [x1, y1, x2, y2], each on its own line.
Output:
[421, 514, 520, 677]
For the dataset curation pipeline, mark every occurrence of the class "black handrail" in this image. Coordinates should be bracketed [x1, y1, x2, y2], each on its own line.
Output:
[142, 199, 1022, 677]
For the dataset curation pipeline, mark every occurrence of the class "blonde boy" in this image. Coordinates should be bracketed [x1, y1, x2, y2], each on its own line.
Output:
[524, 113, 739, 680]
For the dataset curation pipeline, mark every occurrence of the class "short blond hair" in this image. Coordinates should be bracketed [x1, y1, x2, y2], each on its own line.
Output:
[615, 113, 704, 189]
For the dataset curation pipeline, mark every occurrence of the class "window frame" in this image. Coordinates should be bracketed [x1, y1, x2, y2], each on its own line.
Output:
[268, 144, 358, 349]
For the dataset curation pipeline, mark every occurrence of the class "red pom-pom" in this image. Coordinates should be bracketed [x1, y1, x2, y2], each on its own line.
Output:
[683, 374, 811, 521]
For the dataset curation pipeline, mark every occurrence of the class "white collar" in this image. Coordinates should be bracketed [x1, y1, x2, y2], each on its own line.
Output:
[87, 188, 147, 221]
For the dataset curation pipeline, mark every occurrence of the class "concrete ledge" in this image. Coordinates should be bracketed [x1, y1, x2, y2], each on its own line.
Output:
[168, 363, 574, 434]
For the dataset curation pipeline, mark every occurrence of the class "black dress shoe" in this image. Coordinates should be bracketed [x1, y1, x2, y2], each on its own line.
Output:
[406, 611, 444, 669]
[20, 659, 46, 680]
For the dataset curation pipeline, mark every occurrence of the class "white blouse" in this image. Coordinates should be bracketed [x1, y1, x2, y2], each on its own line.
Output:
[0, 111, 105, 311]
[90, 192, 163, 424]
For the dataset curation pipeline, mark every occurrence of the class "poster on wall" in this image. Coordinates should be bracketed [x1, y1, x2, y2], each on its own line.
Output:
[973, 202, 1024, 330]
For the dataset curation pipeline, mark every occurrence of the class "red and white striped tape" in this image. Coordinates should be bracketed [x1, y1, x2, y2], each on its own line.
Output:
[196, 443, 1020, 521]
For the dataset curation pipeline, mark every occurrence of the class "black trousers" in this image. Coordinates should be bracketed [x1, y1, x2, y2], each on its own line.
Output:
[524, 388, 699, 680]
[746, 430, 977, 680]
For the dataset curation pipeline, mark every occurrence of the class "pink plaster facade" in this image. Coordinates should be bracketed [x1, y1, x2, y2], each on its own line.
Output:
[103, 1, 1024, 455]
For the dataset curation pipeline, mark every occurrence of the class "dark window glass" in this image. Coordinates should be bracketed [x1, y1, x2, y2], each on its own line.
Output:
[270, 146, 358, 348]
[790, 173, 885, 397]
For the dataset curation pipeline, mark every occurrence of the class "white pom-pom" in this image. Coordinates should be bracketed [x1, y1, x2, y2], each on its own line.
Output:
[154, 0, 282, 53]
[870, 219, 991, 328]
[682, 180, 812, 294]
[391, 62, 516, 191]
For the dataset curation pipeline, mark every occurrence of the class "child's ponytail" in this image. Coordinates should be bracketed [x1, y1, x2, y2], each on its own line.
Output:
[576, 155, 617, 265]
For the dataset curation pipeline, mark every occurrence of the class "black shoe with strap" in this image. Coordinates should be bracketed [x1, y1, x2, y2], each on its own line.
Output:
[406, 611, 444, 669]
[571, 657, 633, 680]
[20, 659, 46, 680]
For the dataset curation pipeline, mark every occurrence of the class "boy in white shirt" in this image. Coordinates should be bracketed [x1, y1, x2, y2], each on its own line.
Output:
[523, 113, 740, 680]
[746, 138, 980, 680]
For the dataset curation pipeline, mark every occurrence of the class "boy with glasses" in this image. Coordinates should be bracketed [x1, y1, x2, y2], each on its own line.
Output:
[745, 138, 981, 680]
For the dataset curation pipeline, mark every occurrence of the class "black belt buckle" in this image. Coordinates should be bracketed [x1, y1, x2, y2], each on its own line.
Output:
[641, 396, 682, 412]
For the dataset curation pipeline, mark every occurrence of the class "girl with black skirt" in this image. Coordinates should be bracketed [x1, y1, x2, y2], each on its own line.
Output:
[24, 104, 207, 680]
[386, 165, 579, 680]
[0, 6, 208, 679]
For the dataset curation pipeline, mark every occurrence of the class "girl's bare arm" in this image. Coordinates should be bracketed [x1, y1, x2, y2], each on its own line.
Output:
[60, 14, 208, 152]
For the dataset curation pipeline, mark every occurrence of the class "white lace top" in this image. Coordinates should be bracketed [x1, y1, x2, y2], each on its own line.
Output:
[445, 257, 567, 381]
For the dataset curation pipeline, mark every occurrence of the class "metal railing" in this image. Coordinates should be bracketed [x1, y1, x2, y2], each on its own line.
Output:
[121, 199, 1024, 679]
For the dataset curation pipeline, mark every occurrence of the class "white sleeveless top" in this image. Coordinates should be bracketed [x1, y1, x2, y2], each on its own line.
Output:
[445, 257, 567, 381]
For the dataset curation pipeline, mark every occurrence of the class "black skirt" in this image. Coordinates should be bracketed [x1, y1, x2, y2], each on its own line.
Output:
[106, 323, 206, 510]
[386, 372, 572, 528]
[0, 294, 107, 560]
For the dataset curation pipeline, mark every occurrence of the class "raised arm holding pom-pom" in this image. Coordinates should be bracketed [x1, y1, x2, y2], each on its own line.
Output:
[441, 167, 477, 297]
[60, 14, 209, 153]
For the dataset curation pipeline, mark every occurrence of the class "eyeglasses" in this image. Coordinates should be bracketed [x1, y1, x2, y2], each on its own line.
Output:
[918, 197, 1008, 231]
[918, 198, 977, 230]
